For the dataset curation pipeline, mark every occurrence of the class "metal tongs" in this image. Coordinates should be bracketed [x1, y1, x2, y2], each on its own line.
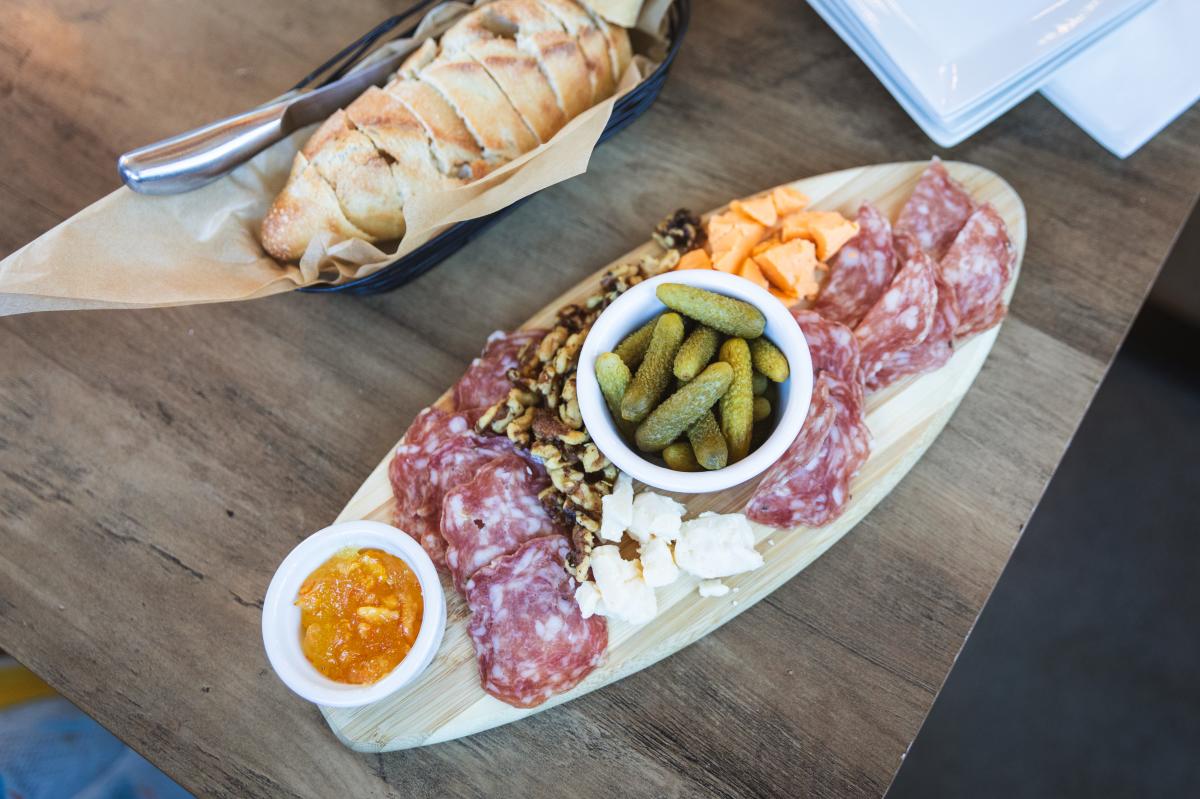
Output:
[117, 1, 438, 195]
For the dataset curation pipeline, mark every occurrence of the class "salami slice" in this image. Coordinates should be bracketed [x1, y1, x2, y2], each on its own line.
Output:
[868, 271, 958, 390]
[442, 453, 557, 594]
[452, 329, 546, 410]
[465, 535, 607, 708]
[895, 158, 975, 259]
[747, 373, 870, 528]
[938, 204, 1014, 338]
[854, 239, 938, 386]
[790, 309, 862, 386]
[389, 406, 514, 569]
[746, 374, 836, 525]
[813, 202, 897, 327]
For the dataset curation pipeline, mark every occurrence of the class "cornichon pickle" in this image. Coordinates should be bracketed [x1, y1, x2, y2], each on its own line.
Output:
[620, 313, 685, 423]
[718, 337, 754, 463]
[752, 371, 769, 396]
[688, 410, 728, 471]
[656, 283, 766, 339]
[662, 441, 701, 472]
[634, 362, 733, 452]
[749, 337, 790, 382]
[673, 325, 721, 382]
[613, 313, 661, 370]
[594, 352, 636, 435]
[753, 395, 772, 422]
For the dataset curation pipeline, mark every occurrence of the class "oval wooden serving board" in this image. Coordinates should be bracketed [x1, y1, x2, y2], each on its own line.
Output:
[320, 161, 1026, 751]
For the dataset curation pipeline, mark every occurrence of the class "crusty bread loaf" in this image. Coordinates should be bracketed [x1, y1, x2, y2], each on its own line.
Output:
[260, 0, 633, 262]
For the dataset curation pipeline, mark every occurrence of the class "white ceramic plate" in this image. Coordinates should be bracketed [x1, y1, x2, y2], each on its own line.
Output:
[1042, 0, 1200, 158]
[808, 0, 1155, 146]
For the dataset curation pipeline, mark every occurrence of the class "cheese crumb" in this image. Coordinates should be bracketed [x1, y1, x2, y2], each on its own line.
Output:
[639, 535, 680, 588]
[588, 545, 657, 624]
[574, 580, 604, 619]
[674, 512, 764, 579]
[598, 471, 634, 542]
[698, 579, 730, 597]
[628, 492, 685, 543]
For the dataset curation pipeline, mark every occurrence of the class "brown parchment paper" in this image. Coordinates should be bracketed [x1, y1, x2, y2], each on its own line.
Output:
[0, 0, 671, 316]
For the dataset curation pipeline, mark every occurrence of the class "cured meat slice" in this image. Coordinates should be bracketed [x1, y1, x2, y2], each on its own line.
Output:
[868, 271, 959, 391]
[414, 434, 521, 567]
[938, 204, 1014, 338]
[747, 373, 870, 528]
[858, 233, 958, 390]
[746, 374, 836, 524]
[895, 158, 975, 259]
[854, 240, 938, 386]
[442, 453, 557, 594]
[465, 535, 607, 708]
[452, 329, 546, 411]
[790, 309, 862, 386]
[812, 202, 897, 327]
[389, 406, 513, 568]
[390, 407, 475, 542]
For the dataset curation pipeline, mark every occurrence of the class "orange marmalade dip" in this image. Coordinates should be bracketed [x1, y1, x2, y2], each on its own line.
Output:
[295, 547, 423, 685]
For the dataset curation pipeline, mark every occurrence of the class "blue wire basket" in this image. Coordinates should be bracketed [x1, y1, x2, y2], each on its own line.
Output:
[298, 0, 690, 295]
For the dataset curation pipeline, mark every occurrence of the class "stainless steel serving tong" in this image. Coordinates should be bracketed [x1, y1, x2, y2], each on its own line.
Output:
[117, 0, 439, 195]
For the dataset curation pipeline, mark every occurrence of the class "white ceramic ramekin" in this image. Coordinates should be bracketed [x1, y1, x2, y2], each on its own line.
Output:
[577, 269, 814, 493]
[261, 520, 447, 708]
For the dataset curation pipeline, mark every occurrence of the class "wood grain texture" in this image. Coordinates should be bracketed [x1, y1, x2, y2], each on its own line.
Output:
[0, 0, 1195, 796]
[324, 160, 1026, 750]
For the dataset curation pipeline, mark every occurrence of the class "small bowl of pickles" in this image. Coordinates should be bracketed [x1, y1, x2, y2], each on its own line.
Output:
[577, 270, 814, 493]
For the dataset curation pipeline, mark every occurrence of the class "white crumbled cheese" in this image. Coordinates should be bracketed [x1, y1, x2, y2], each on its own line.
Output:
[574, 581, 604, 619]
[598, 471, 634, 542]
[674, 512, 764, 579]
[698, 579, 730, 597]
[638, 535, 680, 588]
[588, 545, 657, 624]
[628, 492, 685, 543]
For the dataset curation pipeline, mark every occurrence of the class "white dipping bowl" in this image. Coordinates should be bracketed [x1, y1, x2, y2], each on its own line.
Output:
[578, 269, 813, 493]
[261, 520, 447, 708]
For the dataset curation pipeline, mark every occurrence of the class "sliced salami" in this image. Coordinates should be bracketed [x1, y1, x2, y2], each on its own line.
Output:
[813, 202, 896, 327]
[747, 373, 870, 528]
[895, 158, 975, 259]
[389, 406, 515, 569]
[746, 374, 836, 524]
[938, 204, 1014, 338]
[854, 239, 938, 386]
[790, 309, 862, 386]
[442, 453, 557, 594]
[452, 329, 546, 411]
[465, 535, 607, 708]
[868, 271, 959, 390]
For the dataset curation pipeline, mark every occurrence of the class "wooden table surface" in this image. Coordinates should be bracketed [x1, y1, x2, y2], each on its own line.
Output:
[1, 1, 1196, 797]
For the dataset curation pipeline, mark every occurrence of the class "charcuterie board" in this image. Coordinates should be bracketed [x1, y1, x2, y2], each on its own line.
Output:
[320, 161, 1026, 752]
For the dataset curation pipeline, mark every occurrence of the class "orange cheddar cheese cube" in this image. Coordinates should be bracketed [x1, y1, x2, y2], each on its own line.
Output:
[707, 211, 766, 273]
[751, 234, 782, 257]
[730, 194, 778, 228]
[675, 248, 713, 270]
[754, 239, 823, 299]
[771, 186, 810, 216]
[735, 256, 771, 290]
[781, 211, 859, 261]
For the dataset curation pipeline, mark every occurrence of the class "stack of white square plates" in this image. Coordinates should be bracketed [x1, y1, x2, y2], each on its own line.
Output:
[807, 0, 1157, 149]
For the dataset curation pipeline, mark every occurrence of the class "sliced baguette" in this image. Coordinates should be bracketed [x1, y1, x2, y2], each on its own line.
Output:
[536, 0, 616, 101]
[462, 38, 566, 142]
[261, 151, 372, 261]
[382, 78, 492, 180]
[301, 111, 408, 241]
[418, 50, 541, 160]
